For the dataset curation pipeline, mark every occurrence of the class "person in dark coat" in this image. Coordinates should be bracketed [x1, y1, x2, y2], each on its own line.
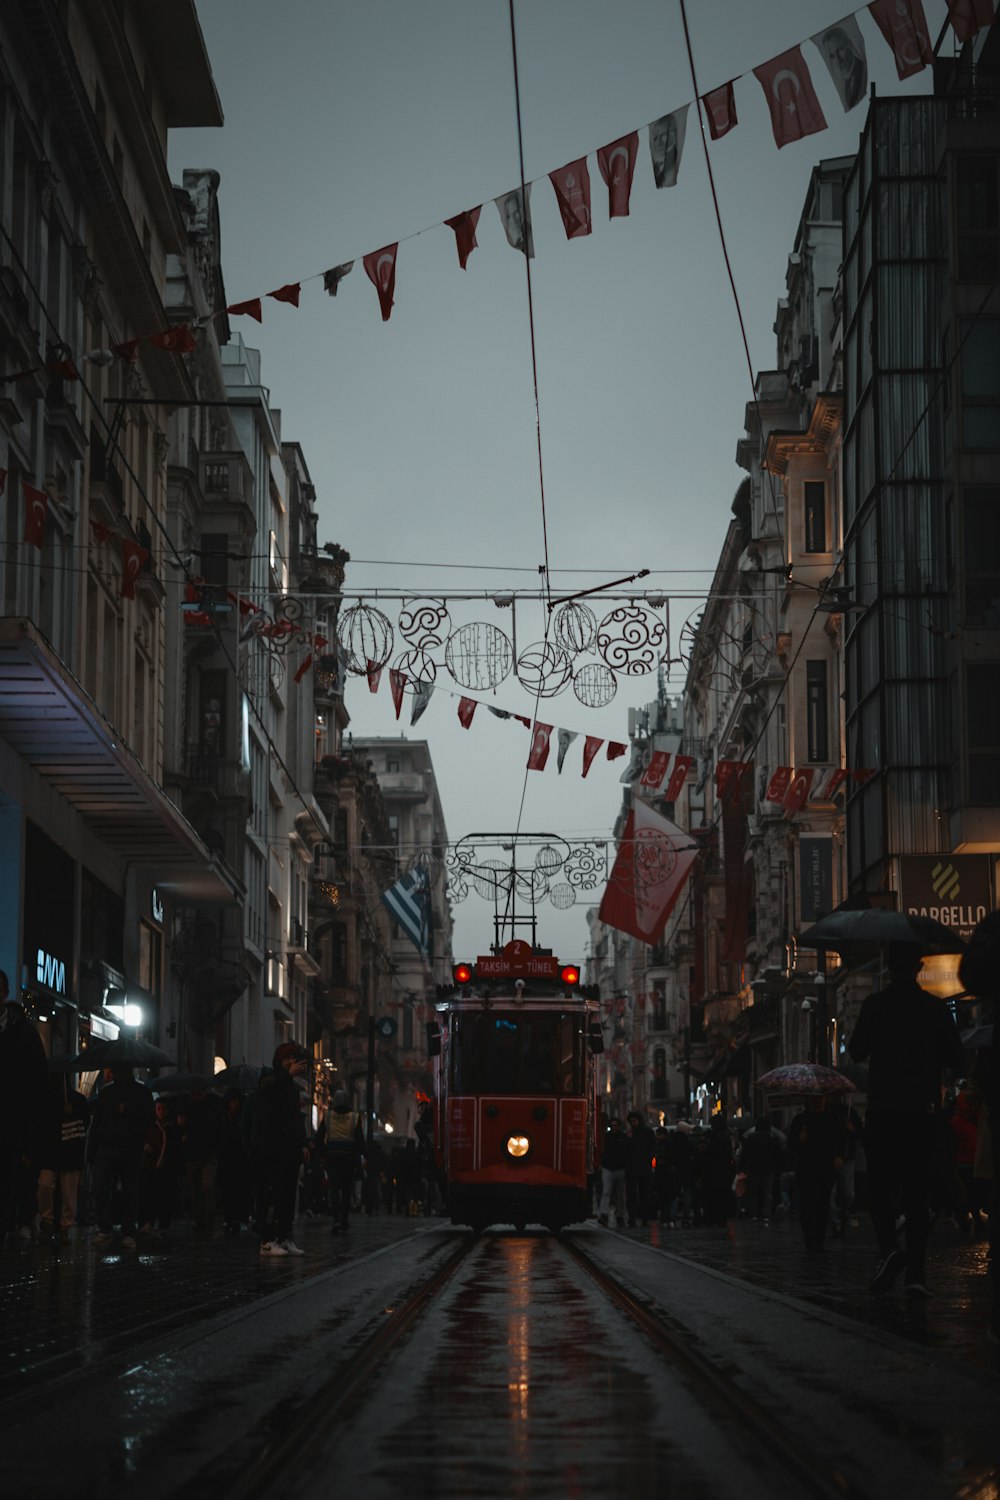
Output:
[36, 1073, 89, 1242]
[0, 971, 48, 1244]
[248, 1044, 308, 1256]
[624, 1110, 656, 1227]
[217, 1090, 253, 1236]
[178, 1086, 223, 1236]
[651, 1127, 680, 1225]
[140, 1098, 181, 1234]
[787, 1097, 848, 1251]
[323, 1088, 365, 1232]
[597, 1118, 628, 1226]
[849, 941, 965, 1295]
[699, 1117, 734, 1227]
[89, 1066, 155, 1248]
[738, 1118, 783, 1224]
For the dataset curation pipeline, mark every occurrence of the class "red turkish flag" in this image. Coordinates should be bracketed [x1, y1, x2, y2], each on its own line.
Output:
[364, 245, 398, 322]
[514, 716, 532, 728]
[527, 722, 553, 772]
[549, 157, 592, 239]
[813, 767, 850, 800]
[22, 482, 48, 550]
[765, 766, 792, 803]
[715, 760, 748, 799]
[754, 48, 827, 149]
[389, 669, 407, 720]
[293, 653, 313, 684]
[458, 696, 477, 728]
[702, 81, 738, 139]
[607, 742, 627, 761]
[582, 736, 604, 778]
[947, 0, 995, 41]
[597, 133, 639, 217]
[90, 520, 111, 545]
[227, 298, 263, 322]
[444, 208, 482, 269]
[663, 754, 692, 802]
[783, 768, 815, 814]
[267, 284, 301, 307]
[120, 539, 149, 599]
[868, 0, 933, 79]
[149, 325, 197, 353]
[366, 660, 383, 694]
[639, 750, 672, 792]
[598, 801, 699, 944]
[112, 339, 140, 363]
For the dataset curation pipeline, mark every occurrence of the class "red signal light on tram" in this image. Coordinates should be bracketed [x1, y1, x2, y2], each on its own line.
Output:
[453, 963, 473, 984]
[560, 965, 580, 987]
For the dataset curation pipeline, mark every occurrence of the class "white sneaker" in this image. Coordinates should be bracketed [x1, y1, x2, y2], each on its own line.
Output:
[278, 1239, 304, 1257]
[259, 1241, 289, 1257]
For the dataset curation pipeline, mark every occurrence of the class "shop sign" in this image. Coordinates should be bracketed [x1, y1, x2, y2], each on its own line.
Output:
[898, 855, 993, 941]
[151, 889, 164, 925]
[799, 836, 833, 924]
[35, 948, 67, 995]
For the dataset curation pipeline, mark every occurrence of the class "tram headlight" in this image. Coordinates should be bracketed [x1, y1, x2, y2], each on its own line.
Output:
[506, 1134, 531, 1159]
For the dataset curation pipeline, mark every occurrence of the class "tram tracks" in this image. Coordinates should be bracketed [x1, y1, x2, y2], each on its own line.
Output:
[222, 1228, 866, 1500]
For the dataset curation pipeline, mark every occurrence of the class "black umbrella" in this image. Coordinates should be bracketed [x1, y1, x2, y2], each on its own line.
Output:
[87, 1037, 175, 1067]
[152, 1072, 215, 1094]
[212, 1064, 265, 1090]
[960, 1023, 993, 1050]
[801, 908, 964, 954]
[47, 1052, 89, 1072]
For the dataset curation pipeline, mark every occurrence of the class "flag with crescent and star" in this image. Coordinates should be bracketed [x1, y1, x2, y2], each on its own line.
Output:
[947, 0, 995, 41]
[458, 696, 477, 729]
[527, 722, 553, 771]
[764, 766, 793, 804]
[639, 750, 672, 792]
[22, 481, 48, 550]
[783, 768, 815, 813]
[582, 736, 604, 778]
[597, 132, 639, 218]
[598, 800, 699, 945]
[663, 754, 692, 802]
[120, 539, 149, 600]
[364, 244, 398, 321]
[549, 158, 592, 239]
[867, 0, 933, 79]
[702, 81, 738, 139]
[754, 47, 827, 149]
[444, 208, 482, 268]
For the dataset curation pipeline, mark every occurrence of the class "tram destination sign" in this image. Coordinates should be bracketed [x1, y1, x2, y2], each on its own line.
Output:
[476, 940, 561, 979]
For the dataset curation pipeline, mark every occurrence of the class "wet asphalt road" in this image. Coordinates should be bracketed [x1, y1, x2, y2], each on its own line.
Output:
[1, 1210, 996, 1499]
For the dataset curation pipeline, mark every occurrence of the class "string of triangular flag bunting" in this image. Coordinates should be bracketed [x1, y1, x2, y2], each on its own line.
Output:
[2, 0, 990, 377]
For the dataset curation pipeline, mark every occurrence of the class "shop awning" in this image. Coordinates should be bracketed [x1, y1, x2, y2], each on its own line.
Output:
[0, 618, 239, 901]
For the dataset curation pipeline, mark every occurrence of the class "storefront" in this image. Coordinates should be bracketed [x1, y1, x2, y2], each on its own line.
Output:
[20, 821, 77, 1053]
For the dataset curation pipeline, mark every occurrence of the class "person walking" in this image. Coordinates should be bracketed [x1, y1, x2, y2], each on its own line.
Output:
[324, 1088, 365, 1233]
[36, 1073, 89, 1243]
[738, 1118, 782, 1225]
[178, 1084, 222, 1237]
[140, 1097, 180, 1236]
[700, 1117, 735, 1228]
[89, 1066, 155, 1249]
[597, 1118, 628, 1226]
[0, 971, 48, 1246]
[624, 1110, 656, 1227]
[787, 1098, 848, 1252]
[849, 941, 964, 1295]
[249, 1043, 309, 1256]
[218, 1090, 253, 1236]
[651, 1127, 680, 1225]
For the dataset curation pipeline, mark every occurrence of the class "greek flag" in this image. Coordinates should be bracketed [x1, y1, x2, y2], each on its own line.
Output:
[381, 865, 431, 960]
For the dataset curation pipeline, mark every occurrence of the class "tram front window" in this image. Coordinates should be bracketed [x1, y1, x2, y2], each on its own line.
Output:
[449, 1013, 583, 1094]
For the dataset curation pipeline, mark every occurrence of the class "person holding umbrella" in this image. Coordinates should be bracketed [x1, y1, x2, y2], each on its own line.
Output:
[849, 941, 965, 1296]
[89, 1065, 155, 1249]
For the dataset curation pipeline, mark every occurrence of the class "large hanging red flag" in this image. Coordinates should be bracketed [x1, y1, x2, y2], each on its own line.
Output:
[389, 669, 407, 719]
[715, 760, 750, 799]
[783, 768, 815, 813]
[364, 245, 398, 321]
[639, 750, 672, 792]
[582, 736, 604, 778]
[444, 209, 482, 269]
[549, 157, 592, 239]
[946, 0, 994, 40]
[22, 481, 48, 550]
[702, 81, 738, 139]
[663, 754, 692, 802]
[120, 539, 149, 599]
[267, 283, 301, 307]
[868, 0, 934, 78]
[754, 47, 827, 149]
[597, 133, 639, 217]
[227, 298, 263, 322]
[457, 696, 477, 728]
[149, 325, 197, 353]
[527, 722, 553, 771]
[598, 801, 699, 944]
[765, 766, 793, 803]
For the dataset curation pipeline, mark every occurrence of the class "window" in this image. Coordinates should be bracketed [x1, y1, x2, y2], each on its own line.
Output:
[966, 664, 1000, 804]
[956, 157, 999, 282]
[651, 1047, 667, 1101]
[803, 481, 828, 553]
[960, 320, 1000, 450]
[200, 533, 229, 588]
[386, 758, 400, 773]
[651, 983, 667, 1031]
[387, 814, 399, 846]
[806, 660, 829, 762]
[963, 487, 1000, 626]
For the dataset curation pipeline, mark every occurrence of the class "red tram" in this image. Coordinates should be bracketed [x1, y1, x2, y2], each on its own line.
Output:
[431, 939, 604, 1234]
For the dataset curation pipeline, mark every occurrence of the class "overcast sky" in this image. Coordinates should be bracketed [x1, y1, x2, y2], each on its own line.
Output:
[170, 0, 939, 963]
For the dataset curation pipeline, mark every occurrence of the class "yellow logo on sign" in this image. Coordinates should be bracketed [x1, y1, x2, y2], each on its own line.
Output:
[931, 861, 960, 901]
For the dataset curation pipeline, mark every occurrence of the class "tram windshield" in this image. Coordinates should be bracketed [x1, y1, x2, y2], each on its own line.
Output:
[449, 1012, 584, 1095]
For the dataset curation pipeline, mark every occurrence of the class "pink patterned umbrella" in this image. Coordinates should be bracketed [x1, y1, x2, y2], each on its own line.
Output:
[757, 1063, 858, 1094]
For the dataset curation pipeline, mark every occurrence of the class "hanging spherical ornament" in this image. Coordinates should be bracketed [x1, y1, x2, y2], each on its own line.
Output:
[534, 844, 565, 875]
[516, 641, 572, 698]
[473, 858, 513, 900]
[596, 604, 667, 676]
[564, 843, 605, 890]
[391, 647, 438, 688]
[549, 882, 577, 911]
[445, 622, 513, 691]
[572, 662, 617, 708]
[516, 867, 550, 901]
[398, 597, 451, 650]
[338, 603, 394, 674]
[553, 600, 597, 656]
